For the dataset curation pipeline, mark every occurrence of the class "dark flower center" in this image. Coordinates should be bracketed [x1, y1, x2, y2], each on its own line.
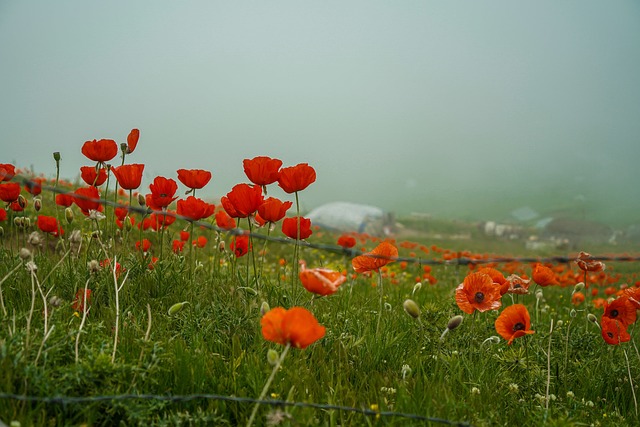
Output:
[611, 309, 619, 317]
[607, 332, 614, 339]
[513, 322, 525, 331]
[474, 292, 485, 303]
[514, 284, 522, 288]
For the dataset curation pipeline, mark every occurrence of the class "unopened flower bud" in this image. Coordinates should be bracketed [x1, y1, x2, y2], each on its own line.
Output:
[120, 142, 128, 154]
[267, 349, 279, 366]
[138, 193, 146, 207]
[14, 217, 23, 228]
[260, 301, 270, 316]
[447, 315, 464, 331]
[65, 207, 74, 224]
[19, 247, 32, 260]
[0, 226, 4, 238]
[53, 152, 61, 162]
[18, 195, 27, 209]
[587, 313, 598, 324]
[572, 282, 585, 294]
[535, 289, 543, 300]
[23, 217, 31, 228]
[403, 299, 420, 319]
[570, 309, 577, 318]
[34, 198, 42, 212]
[168, 301, 189, 316]
[412, 282, 422, 296]
[124, 216, 133, 231]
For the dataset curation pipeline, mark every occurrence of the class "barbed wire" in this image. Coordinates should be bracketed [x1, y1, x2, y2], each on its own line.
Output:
[0, 392, 473, 426]
[9, 177, 640, 267]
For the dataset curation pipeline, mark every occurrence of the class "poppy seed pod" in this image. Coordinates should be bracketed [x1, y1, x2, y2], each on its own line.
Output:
[137, 193, 146, 206]
[267, 349, 279, 366]
[65, 207, 74, 224]
[403, 299, 420, 319]
[120, 142, 128, 154]
[34, 198, 42, 212]
[447, 315, 464, 331]
[53, 151, 61, 162]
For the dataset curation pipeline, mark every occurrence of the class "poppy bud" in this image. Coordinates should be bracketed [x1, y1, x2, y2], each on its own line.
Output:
[168, 301, 189, 316]
[138, 193, 146, 206]
[482, 336, 501, 346]
[65, 207, 74, 224]
[570, 309, 577, 318]
[587, 313, 598, 324]
[0, 226, 4, 238]
[34, 198, 42, 212]
[18, 195, 27, 209]
[260, 301, 270, 316]
[124, 215, 133, 231]
[384, 302, 392, 311]
[535, 289, 543, 300]
[19, 247, 32, 260]
[120, 142, 128, 154]
[403, 299, 420, 319]
[556, 320, 563, 328]
[412, 282, 422, 296]
[572, 282, 585, 295]
[401, 364, 412, 380]
[447, 315, 464, 331]
[23, 217, 31, 228]
[53, 151, 61, 162]
[267, 349, 279, 366]
[14, 217, 23, 228]
[27, 231, 40, 246]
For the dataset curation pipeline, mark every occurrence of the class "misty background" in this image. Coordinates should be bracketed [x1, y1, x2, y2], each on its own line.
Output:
[1, 1, 639, 227]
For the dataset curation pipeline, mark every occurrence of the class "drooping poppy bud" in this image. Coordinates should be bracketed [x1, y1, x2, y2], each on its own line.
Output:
[403, 299, 420, 319]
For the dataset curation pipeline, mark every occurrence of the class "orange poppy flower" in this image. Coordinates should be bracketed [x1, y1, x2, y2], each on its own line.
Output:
[503, 274, 531, 295]
[177, 196, 215, 222]
[571, 292, 585, 305]
[127, 129, 140, 154]
[261, 306, 326, 349]
[24, 178, 44, 196]
[258, 197, 292, 223]
[73, 186, 103, 215]
[37, 215, 60, 235]
[81, 139, 118, 163]
[603, 296, 637, 327]
[575, 251, 605, 272]
[215, 210, 237, 230]
[532, 263, 559, 287]
[337, 235, 356, 249]
[0, 182, 21, 203]
[149, 176, 178, 209]
[112, 164, 145, 190]
[0, 164, 16, 182]
[220, 183, 264, 218]
[177, 169, 212, 190]
[352, 241, 398, 273]
[299, 262, 346, 296]
[230, 235, 251, 257]
[282, 216, 313, 240]
[455, 272, 502, 314]
[623, 287, 640, 310]
[80, 166, 108, 187]
[72, 288, 92, 313]
[601, 316, 631, 345]
[495, 304, 535, 345]
[243, 156, 283, 187]
[277, 163, 316, 194]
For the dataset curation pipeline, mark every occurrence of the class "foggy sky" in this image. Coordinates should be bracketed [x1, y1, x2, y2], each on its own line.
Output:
[1, 1, 639, 225]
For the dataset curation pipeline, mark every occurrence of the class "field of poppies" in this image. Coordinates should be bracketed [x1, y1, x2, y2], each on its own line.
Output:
[1, 131, 639, 426]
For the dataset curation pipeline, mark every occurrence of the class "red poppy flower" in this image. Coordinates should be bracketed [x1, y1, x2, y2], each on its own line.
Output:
[37, 215, 59, 234]
[149, 211, 176, 230]
[277, 163, 316, 193]
[79, 166, 107, 187]
[10, 201, 24, 212]
[180, 231, 190, 241]
[571, 292, 585, 305]
[149, 176, 178, 209]
[258, 197, 292, 223]
[0, 164, 16, 182]
[114, 207, 129, 221]
[603, 296, 637, 327]
[352, 241, 398, 273]
[73, 186, 103, 216]
[532, 263, 559, 287]
[81, 139, 118, 163]
[177, 169, 212, 190]
[243, 156, 283, 187]
[136, 239, 152, 252]
[495, 304, 535, 345]
[601, 316, 631, 345]
[455, 272, 502, 314]
[0, 208, 7, 222]
[299, 262, 346, 296]
[72, 288, 92, 313]
[215, 210, 237, 230]
[177, 196, 215, 222]
[0, 182, 21, 203]
[261, 306, 326, 349]
[230, 235, 251, 257]
[172, 239, 185, 253]
[127, 129, 140, 154]
[220, 183, 264, 218]
[192, 236, 208, 248]
[55, 192, 75, 207]
[337, 235, 357, 249]
[112, 164, 145, 190]
[116, 216, 135, 230]
[24, 178, 44, 196]
[100, 258, 124, 278]
[575, 251, 605, 272]
[282, 216, 313, 240]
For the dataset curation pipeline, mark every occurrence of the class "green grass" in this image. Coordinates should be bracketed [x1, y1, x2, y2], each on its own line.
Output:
[0, 210, 639, 427]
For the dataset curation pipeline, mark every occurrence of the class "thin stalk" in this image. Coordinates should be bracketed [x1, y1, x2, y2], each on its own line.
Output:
[544, 319, 554, 415]
[0, 263, 22, 317]
[247, 218, 258, 289]
[375, 270, 383, 337]
[25, 267, 37, 351]
[625, 349, 638, 417]
[246, 343, 291, 427]
[75, 278, 91, 363]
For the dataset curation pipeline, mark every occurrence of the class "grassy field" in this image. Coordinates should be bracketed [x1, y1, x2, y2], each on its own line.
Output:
[1, 157, 639, 426]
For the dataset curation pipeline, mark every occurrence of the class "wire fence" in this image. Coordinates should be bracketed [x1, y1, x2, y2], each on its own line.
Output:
[8, 177, 640, 268]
